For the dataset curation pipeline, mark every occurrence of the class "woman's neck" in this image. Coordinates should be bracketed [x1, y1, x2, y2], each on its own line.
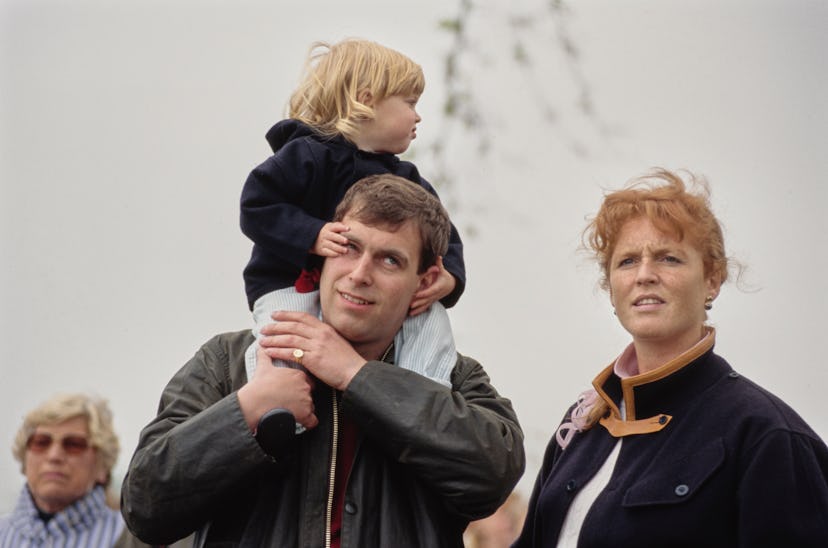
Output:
[632, 326, 708, 374]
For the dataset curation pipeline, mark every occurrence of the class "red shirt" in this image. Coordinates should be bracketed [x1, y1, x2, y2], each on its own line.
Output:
[330, 412, 359, 548]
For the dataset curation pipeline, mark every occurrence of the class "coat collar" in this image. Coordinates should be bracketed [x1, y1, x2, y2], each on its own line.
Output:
[594, 327, 717, 437]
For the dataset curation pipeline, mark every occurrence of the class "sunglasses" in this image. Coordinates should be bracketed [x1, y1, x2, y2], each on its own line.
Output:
[26, 433, 92, 455]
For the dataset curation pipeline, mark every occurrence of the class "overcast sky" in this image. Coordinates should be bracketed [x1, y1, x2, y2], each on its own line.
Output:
[1, 0, 826, 512]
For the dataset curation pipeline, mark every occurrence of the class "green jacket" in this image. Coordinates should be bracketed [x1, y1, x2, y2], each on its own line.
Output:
[121, 330, 524, 547]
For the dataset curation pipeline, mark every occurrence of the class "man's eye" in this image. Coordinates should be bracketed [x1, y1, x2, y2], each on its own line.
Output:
[662, 255, 681, 263]
[384, 256, 400, 267]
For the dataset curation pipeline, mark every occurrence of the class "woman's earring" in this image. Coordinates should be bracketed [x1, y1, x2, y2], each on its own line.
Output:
[704, 296, 714, 311]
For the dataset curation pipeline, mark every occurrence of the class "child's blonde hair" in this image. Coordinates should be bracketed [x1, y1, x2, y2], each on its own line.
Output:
[288, 39, 425, 142]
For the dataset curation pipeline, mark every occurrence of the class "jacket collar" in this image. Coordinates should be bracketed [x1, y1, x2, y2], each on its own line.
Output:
[595, 327, 717, 437]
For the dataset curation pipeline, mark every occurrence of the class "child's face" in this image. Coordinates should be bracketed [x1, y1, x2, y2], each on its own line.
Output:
[355, 94, 421, 155]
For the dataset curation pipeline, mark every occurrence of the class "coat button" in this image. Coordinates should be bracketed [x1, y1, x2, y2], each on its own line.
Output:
[345, 502, 357, 514]
[565, 480, 577, 493]
[674, 484, 690, 497]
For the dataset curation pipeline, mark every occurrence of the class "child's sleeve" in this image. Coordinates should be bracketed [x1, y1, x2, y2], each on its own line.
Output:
[413, 172, 466, 308]
[440, 223, 465, 308]
[240, 143, 326, 270]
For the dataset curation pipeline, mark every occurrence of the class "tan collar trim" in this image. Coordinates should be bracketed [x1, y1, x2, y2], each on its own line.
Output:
[599, 412, 672, 437]
[593, 327, 716, 437]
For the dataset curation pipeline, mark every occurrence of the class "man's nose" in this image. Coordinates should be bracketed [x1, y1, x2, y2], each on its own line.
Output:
[348, 255, 373, 284]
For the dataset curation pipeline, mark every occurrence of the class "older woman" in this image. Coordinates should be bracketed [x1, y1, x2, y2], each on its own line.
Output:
[514, 169, 828, 547]
[0, 393, 127, 547]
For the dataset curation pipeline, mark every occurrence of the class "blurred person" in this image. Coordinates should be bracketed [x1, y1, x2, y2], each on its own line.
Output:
[514, 169, 828, 547]
[463, 492, 525, 548]
[122, 174, 524, 547]
[0, 393, 142, 547]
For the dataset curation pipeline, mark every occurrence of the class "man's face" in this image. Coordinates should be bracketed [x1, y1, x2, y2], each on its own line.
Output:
[319, 214, 431, 359]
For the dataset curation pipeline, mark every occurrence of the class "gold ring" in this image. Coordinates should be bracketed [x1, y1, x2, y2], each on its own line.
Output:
[292, 348, 304, 364]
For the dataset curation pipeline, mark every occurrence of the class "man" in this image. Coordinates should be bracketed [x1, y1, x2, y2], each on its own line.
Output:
[121, 174, 525, 547]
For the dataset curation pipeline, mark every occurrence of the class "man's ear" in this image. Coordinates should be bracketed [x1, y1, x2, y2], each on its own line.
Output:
[417, 264, 441, 292]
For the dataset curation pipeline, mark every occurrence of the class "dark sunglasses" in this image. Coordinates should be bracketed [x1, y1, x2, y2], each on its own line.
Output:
[26, 433, 91, 455]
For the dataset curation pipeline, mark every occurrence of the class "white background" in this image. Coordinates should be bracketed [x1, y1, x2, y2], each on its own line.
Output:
[1, 0, 826, 512]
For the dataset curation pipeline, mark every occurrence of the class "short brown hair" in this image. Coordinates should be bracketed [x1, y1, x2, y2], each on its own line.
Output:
[334, 174, 450, 273]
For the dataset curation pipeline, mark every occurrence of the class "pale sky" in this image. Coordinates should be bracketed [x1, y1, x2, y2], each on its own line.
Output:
[1, 0, 826, 513]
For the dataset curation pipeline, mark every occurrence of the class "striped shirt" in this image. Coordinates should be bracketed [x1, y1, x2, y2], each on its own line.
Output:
[0, 484, 124, 548]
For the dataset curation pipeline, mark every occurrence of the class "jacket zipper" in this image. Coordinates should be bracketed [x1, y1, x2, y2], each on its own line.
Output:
[323, 344, 391, 548]
[325, 386, 339, 548]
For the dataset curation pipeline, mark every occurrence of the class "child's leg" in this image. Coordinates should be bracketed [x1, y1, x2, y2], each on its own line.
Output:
[245, 288, 321, 434]
[245, 288, 322, 378]
[393, 303, 456, 387]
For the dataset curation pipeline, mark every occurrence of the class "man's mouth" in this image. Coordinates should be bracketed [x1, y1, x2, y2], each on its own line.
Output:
[341, 292, 370, 305]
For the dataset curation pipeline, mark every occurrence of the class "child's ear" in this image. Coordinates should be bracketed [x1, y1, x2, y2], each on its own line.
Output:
[357, 89, 374, 106]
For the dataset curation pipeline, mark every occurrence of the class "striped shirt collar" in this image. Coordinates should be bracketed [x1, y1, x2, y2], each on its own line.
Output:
[1, 484, 124, 547]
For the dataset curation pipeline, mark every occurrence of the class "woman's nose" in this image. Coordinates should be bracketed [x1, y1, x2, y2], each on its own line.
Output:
[635, 260, 658, 284]
[45, 442, 67, 460]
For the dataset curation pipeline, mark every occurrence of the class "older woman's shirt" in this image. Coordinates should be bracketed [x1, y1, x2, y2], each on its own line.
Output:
[0, 484, 124, 548]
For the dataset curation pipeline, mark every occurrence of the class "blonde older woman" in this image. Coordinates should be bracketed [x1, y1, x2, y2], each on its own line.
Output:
[514, 169, 828, 547]
[0, 393, 126, 547]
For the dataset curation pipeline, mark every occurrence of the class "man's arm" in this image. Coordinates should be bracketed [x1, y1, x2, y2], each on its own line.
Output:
[120, 332, 297, 545]
[343, 355, 525, 521]
[259, 311, 524, 519]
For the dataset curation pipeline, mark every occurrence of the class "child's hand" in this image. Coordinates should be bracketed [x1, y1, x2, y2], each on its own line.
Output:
[409, 257, 456, 316]
[312, 222, 350, 257]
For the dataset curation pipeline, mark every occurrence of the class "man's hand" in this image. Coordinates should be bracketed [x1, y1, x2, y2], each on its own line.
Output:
[237, 347, 318, 432]
[260, 311, 367, 391]
[311, 222, 350, 257]
[409, 257, 456, 316]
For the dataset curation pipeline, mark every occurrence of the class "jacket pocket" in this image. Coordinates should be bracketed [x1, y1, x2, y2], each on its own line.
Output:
[622, 438, 725, 507]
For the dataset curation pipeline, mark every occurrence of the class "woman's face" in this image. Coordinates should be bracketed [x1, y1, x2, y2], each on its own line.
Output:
[609, 217, 719, 356]
[24, 415, 105, 513]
